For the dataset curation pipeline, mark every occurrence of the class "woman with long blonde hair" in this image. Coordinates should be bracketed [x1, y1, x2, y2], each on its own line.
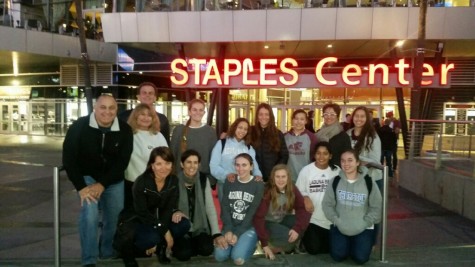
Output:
[253, 164, 311, 260]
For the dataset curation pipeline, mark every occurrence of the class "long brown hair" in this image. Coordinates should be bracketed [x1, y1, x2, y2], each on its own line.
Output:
[265, 164, 295, 213]
[350, 106, 376, 156]
[251, 103, 281, 152]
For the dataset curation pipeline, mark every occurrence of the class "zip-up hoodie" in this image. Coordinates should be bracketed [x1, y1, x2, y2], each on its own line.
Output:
[209, 137, 262, 184]
[322, 169, 382, 236]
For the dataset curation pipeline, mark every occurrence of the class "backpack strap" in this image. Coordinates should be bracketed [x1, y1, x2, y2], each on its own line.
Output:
[332, 176, 341, 201]
[332, 175, 372, 201]
[199, 172, 208, 200]
[364, 175, 373, 196]
[221, 138, 226, 153]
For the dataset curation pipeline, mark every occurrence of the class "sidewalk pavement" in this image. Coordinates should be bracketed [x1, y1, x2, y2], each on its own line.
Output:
[1, 134, 475, 266]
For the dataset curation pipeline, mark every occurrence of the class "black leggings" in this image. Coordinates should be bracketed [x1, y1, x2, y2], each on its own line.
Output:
[302, 223, 330, 255]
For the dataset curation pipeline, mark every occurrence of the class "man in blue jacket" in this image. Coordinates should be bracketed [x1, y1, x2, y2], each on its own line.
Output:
[63, 93, 133, 267]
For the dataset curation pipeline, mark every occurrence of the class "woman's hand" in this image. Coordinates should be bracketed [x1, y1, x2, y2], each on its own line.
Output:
[262, 246, 275, 260]
[224, 231, 237, 245]
[145, 245, 156, 256]
[172, 211, 187, 223]
[164, 230, 174, 249]
[303, 196, 314, 213]
[288, 229, 299, 243]
[214, 235, 228, 249]
[226, 173, 237, 183]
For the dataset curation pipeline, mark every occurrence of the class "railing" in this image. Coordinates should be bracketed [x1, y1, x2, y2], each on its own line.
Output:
[408, 119, 475, 178]
[53, 166, 65, 267]
[366, 163, 389, 263]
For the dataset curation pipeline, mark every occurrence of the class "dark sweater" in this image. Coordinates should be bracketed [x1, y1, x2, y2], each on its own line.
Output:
[253, 126, 289, 182]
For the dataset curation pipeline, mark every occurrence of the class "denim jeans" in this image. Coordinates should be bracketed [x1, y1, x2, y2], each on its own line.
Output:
[79, 176, 124, 265]
[329, 225, 374, 265]
[214, 228, 257, 264]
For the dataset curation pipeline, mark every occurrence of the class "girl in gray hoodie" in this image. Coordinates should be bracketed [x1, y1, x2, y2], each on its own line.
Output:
[322, 149, 382, 265]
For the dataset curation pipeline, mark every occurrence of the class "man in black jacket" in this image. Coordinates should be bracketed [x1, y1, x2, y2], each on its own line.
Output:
[378, 119, 396, 178]
[63, 94, 133, 267]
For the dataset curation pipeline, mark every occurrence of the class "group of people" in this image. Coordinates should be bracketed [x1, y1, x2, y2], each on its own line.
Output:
[63, 82, 386, 267]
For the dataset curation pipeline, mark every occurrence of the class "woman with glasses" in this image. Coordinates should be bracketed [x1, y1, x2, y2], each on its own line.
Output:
[284, 109, 318, 183]
[315, 103, 351, 167]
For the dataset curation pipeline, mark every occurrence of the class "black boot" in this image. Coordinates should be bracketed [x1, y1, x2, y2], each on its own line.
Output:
[157, 244, 171, 264]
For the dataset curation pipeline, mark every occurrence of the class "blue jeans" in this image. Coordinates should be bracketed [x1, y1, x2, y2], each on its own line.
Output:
[329, 225, 374, 265]
[79, 176, 124, 265]
[214, 228, 257, 264]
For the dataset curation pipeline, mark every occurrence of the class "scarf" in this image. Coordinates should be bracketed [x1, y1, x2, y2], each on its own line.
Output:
[316, 122, 343, 142]
[177, 171, 209, 236]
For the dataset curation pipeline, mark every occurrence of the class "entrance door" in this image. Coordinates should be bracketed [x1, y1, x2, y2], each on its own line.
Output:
[0, 103, 28, 134]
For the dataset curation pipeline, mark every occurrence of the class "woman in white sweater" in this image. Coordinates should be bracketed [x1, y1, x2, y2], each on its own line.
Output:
[124, 103, 168, 210]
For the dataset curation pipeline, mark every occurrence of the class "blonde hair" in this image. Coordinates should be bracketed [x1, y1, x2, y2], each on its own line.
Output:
[127, 103, 160, 134]
[265, 164, 295, 213]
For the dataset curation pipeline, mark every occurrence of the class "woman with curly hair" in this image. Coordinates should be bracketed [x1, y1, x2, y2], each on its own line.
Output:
[253, 164, 310, 260]
[250, 103, 289, 182]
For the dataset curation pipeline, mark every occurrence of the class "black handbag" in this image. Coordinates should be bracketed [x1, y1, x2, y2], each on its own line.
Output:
[113, 210, 139, 252]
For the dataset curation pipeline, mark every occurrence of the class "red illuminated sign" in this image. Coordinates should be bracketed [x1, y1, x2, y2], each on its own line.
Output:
[170, 57, 454, 88]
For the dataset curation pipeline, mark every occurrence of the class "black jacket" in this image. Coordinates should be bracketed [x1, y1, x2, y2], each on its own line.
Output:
[132, 173, 178, 236]
[62, 114, 133, 191]
[329, 130, 352, 167]
[378, 125, 397, 151]
[253, 126, 289, 182]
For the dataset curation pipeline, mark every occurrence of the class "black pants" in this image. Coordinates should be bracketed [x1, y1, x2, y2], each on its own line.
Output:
[172, 232, 214, 261]
[302, 223, 330, 255]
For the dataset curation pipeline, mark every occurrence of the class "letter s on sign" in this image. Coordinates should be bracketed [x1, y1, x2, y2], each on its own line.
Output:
[171, 59, 188, 86]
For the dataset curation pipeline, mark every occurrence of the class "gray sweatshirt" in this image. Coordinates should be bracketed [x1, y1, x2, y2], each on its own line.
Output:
[221, 176, 264, 237]
[322, 169, 382, 236]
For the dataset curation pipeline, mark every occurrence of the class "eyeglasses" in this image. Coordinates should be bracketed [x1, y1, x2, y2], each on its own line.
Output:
[323, 113, 337, 118]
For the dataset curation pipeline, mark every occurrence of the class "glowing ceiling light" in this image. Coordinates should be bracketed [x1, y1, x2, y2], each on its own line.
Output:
[11, 80, 20, 86]
[327, 44, 333, 48]
[264, 45, 269, 49]
[12, 52, 19, 76]
[396, 40, 405, 47]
